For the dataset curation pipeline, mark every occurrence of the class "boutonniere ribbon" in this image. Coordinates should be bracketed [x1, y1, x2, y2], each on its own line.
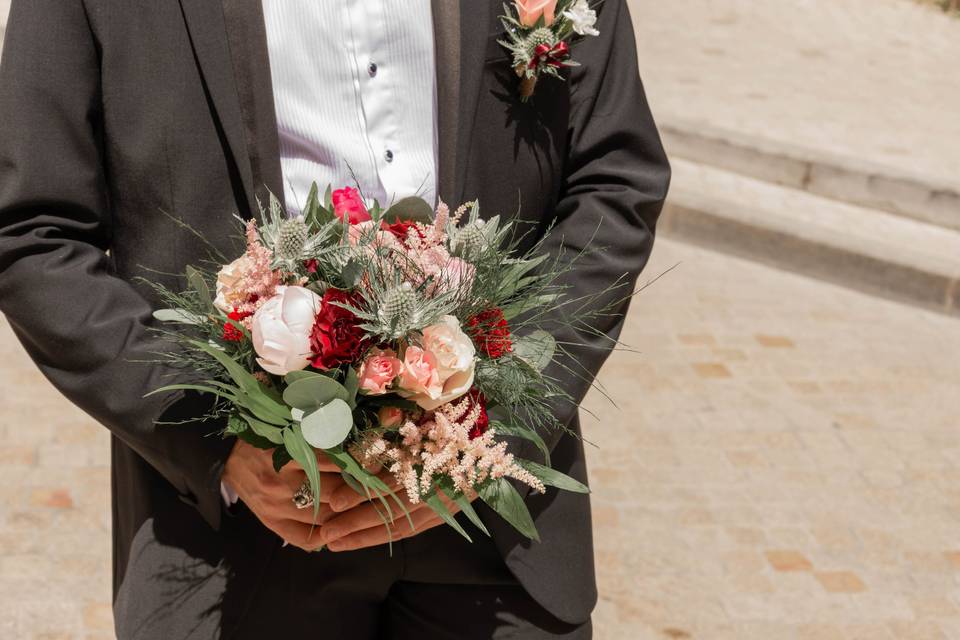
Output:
[498, 0, 601, 101]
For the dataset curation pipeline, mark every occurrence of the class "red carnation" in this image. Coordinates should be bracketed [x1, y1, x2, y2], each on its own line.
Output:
[309, 289, 368, 370]
[466, 308, 512, 359]
[222, 308, 253, 342]
[381, 219, 426, 246]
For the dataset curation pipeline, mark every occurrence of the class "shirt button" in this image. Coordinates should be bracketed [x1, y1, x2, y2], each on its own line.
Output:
[368, 61, 378, 77]
[384, 149, 394, 163]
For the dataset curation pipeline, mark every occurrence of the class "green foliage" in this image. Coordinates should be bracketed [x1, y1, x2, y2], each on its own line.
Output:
[516, 459, 589, 494]
[479, 477, 540, 542]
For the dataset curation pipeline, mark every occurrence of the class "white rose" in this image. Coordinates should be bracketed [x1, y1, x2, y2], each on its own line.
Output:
[410, 315, 476, 410]
[251, 286, 321, 375]
[213, 254, 253, 312]
[563, 0, 599, 37]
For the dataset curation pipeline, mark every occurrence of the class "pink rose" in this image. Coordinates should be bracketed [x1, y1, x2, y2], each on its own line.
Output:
[515, 0, 558, 26]
[357, 348, 403, 395]
[378, 406, 405, 428]
[332, 186, 372, 224]
[399, 316, 476, 410]
[398, 346, 442, 400]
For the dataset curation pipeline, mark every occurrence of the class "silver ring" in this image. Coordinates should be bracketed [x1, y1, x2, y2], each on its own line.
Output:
[292, 479, 313, 510]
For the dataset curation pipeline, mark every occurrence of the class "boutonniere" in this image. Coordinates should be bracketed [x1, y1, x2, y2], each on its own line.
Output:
[498, 0, 600, 102]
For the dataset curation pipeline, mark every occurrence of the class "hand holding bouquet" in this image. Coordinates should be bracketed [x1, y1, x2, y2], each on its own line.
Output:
[149, 184, 594, 545]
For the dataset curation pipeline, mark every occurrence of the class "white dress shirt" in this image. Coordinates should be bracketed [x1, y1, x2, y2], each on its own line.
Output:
[222, 1, 439, 507]
[262, 0, 439, 212]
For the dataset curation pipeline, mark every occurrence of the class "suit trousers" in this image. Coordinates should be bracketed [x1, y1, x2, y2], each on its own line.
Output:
[228, 504, 591, 639]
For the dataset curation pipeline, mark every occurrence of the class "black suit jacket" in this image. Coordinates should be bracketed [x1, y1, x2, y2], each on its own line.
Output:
[0, 0, 669, 635]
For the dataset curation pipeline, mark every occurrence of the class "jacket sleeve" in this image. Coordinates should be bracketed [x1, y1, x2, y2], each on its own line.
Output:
[0, 0, 234, 529]
[533, 0, 671, 453]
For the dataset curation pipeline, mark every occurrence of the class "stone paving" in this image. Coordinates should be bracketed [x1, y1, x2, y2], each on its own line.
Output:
[629, 0, 960, 187]
[3, 239, 960, 639]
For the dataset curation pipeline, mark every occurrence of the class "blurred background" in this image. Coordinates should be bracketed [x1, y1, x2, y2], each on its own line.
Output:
[1, 0, 959, 638]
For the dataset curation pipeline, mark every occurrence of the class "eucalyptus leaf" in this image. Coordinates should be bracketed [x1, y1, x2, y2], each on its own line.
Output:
[511, 330, 556, 372]
[516, 459, 589, 494]
[382, 196, 434, 224]
[340, 259, 364, 288]
[283, 375, 350, 412]
[479, 477, 540, 542]
[300, 399, 353, 449]
[284, 370, 326, 385]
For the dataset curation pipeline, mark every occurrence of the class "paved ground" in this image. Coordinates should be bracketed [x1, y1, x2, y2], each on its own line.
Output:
[629, 0, 960, 187]
[2, 238, 960, 639]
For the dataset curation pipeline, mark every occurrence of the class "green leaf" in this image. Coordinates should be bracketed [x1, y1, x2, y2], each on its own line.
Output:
[284, 370, 326, 385]
[241, 413, 285, 445]
[283, 424, 321, 521]
[489, 420, 550, 467]
[511, 330, 556, 372]
[323, 184, 333, 210]
[283, 375, 350, 412]
[186, 266, 212, 308]
[340, 260, 364, 288]
[479, 477, 540, 542]
[501, 294, 562, 321]
[343, 367, 360, 409]
[153, 308, 206, 325]
[325, 448, 413, 529]
[382, 196, 434, 224]
[516, 459, 589, 494]
[272, 446, 293, 473]
[451, 492, 490, 537]
[303, 182, 320, 227]
[299, 399, 353, 449]
[424, 492, 472, 543]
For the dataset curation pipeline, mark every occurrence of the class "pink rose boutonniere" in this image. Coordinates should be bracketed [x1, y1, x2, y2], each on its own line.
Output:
[499, 0, 600, 101]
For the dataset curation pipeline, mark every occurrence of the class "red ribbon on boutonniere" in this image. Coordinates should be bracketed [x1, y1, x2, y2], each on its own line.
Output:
[498, 0, 600, 102]
[528, 41, 570, 70]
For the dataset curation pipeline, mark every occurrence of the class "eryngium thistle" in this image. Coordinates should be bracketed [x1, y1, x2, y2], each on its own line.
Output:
[525, 27, 556, 58]
[276, 217, 309, 261]
[451, 220, 487, 259]
[378, 283, 418, 335]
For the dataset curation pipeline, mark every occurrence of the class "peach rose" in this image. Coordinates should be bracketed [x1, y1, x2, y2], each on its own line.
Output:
[357, 348, 403, 395]
[515, 0, 558, 26]
[398, 346, 442, 400]
[401, 316, 476, 410]
[213, 254, 254, 312]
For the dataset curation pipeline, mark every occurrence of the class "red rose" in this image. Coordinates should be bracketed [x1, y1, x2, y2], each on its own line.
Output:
[466, 308, 512, 359]
[309, 289, 368, 370]
[222, 308, 253, 343]
[464, 389, 490, 440]
[332, 187, 372, 225]
[381, 219, 426, 246]
[303, 258, 319, 274]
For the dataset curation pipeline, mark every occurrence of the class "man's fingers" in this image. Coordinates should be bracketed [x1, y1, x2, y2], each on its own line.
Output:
[327, 508, 447, 552]
[267, 518, 325, 552]
[321, 498, 428, 545]
[329, 470, 399, 512]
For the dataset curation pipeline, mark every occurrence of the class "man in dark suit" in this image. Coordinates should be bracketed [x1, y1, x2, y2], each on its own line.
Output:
[0, 0, 669, 637]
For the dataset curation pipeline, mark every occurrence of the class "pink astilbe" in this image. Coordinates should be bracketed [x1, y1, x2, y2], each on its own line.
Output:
[359, 394, 545, 504]
[231, 220, 284, 326]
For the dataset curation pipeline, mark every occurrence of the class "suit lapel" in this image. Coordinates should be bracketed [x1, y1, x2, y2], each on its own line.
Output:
[432, 0, 460, 206]
[221, 0, 285, 213]
[451, 0, 491, 206]
[177, 0, 259, 217]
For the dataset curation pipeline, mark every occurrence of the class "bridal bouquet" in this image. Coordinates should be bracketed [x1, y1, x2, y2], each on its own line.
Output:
[148, 185, 592, 543]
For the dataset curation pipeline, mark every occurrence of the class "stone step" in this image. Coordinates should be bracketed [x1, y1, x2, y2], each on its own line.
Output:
[660, 119, 960, 233]
[660, 158, 960, 316]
